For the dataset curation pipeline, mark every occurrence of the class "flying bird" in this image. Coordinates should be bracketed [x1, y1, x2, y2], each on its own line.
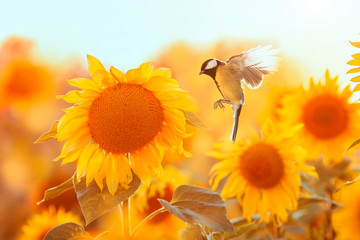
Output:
[199, 45, 280, 143]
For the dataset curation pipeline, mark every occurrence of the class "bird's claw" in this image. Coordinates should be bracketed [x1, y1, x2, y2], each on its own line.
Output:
[213, 99, 228, 111]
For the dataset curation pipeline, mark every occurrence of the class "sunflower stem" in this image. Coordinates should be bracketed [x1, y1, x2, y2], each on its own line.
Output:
[131, 207, 166, 239]
[122, 199, 131, 239]
[118, 204, 124, 238]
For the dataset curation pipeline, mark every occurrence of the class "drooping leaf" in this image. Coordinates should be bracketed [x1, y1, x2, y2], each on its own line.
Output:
[179, 224, 206, 240]
[346, 138, 360, 152]
[159, 184, 235, 234]
[182, 110, 209, 129]
[73, 173, 141, 225]
[37, 175, 74, 205]
[214, 218, 255, 240]
[44, 222, 93, 240]
[34, 120, 59, 143]
[298, 195, 343, 208]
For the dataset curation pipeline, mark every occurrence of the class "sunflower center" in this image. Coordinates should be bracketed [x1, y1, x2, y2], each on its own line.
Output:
[302, 94, 349, 139]
[240, 143, 284, 189]
[88, 83, 164, 154]
[143, 184, 173, 223]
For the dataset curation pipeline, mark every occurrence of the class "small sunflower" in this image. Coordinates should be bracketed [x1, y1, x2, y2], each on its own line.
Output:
[17, 206, 81, 240]
[278, 70, 360, 162]
[0, 58, 54, 110]
[210, 121, 317, 223]
[51, 55, 197, 194]
[332, 180, 360, 240]
[347, 39, 360, 90]
[130, 166, 187, 239]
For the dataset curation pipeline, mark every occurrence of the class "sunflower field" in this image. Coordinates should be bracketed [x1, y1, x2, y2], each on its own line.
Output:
[1, 1, 360, 240]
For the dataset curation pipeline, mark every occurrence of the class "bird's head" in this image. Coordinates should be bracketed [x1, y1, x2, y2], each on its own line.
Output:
[199, 58, 220, 79]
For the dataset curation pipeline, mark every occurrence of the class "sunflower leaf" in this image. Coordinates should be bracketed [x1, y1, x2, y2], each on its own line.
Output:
[298, 195, 343, 207]
[182, 111, 209, 129]
[34, 120, 59, 143]
[159, 184, 235, 234]
[37, 175, 74, 205]
[73, 173, 141, 225]
[346, 138, 360, 152]
[214, 218, 255, 240]
[44, 222, 93, 240]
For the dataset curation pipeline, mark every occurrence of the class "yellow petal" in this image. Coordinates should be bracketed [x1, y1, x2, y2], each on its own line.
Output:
[350, 41, 360, 48]
[347, 59, 360, 66]
[110, 66, 125, 82]
[106, 154, 120, 195]
[151, 67, 172, 78]
[125, 62, 153, 85]
[350, 75, 360, 83]
[61, 150, 81, 165]
[353, 83, 360, 92]
[87, 55, 106, 84]
[347, 67, 360, 74]
[57, 116, 88, 141]
[67, 78, 101, 91]
[117, 154, 133, 189]
[57, 90, 85, 103]
[76, 143, 98, 181]
[352, 53, 360, 59]
[144, 76, 180, 91]
[86, 148, 104, 186]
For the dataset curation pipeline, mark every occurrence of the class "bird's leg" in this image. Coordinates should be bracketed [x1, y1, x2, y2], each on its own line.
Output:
[214, 99, 231, 110]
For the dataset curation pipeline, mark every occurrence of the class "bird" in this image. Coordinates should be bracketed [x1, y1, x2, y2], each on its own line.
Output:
[199, 45, 280, 143]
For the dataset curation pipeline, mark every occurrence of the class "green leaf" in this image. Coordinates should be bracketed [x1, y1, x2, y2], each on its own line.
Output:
[34, 120, 59, 143]
[37, 175, 74, 205]
[346, 138, 360, 152]
[159, 184, 235, 234]
[182, 111, 209, 129]
[44, 222, 93, 240]
[73, 173, 141, 225]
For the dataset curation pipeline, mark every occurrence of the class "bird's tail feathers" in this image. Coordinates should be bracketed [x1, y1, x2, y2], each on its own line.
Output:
[230, 104, 242, 143]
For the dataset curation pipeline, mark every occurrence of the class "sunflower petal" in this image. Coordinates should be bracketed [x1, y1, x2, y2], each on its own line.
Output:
[86, 149, 104, 186]
[76, 144, 98, 181]
[347, 67, 360, 74]
[106, 154, 120, 195]
[350, 41, 360, 48]
[87, 55, 106, 84]
[67, 78, 101, 91]
[110, 66, 125, 82]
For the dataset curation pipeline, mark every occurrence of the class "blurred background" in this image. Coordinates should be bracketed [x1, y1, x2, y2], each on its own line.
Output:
[0, 0, 359, 239]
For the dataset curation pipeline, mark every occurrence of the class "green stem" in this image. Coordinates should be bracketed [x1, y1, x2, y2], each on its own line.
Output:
[131, 207, 166, 239]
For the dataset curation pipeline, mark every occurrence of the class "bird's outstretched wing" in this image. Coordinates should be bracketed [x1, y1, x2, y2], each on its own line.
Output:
[226, 45, 280, 89]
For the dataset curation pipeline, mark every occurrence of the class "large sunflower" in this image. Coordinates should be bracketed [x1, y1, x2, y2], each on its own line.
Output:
[51, 55, 197, 194]
[332, 180, 360, 240]
[210, 121, 317, 223]
[278, 70, 360, 162]
[348, 39, 360, 90]
[17, 206, 81, 240]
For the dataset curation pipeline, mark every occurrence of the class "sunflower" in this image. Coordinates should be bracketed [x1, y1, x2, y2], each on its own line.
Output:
[278, 70, 360, 162]
[17, 206, 81, 240]
[210, 121, 317, 223]
[130, 166, 188, 239]
[50, 55, 197, 194]
[332, 180, 360, 240]
[348, 39, 360, 90]
[0, 58, 54, 110]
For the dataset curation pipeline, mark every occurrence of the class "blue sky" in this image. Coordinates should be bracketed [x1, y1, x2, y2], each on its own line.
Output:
[1, 0, 359, 82]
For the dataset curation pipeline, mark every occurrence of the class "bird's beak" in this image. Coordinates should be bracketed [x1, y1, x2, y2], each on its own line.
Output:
[199, 71, 204, 75]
